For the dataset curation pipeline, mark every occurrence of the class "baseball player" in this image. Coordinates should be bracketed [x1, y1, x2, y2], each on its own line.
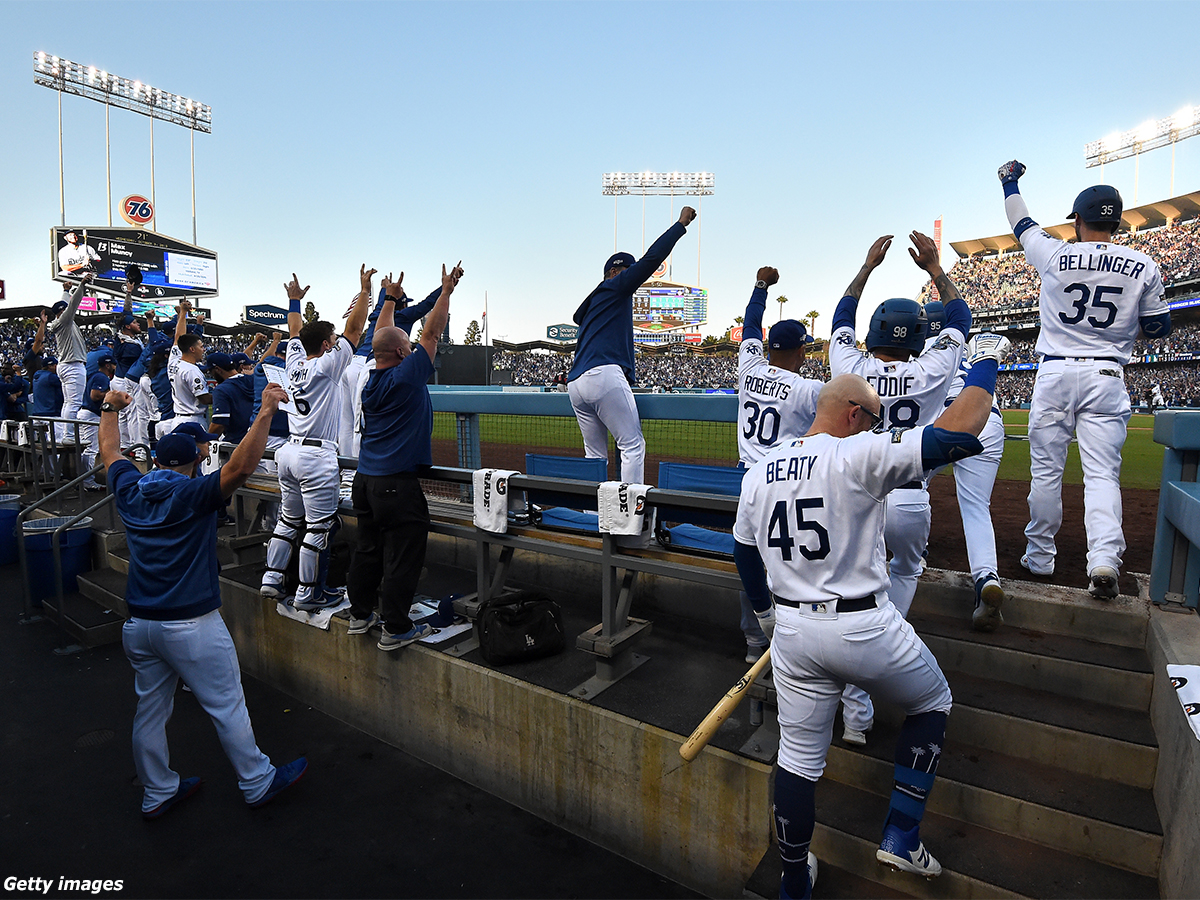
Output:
[998, 160, 1172, 596]
[828, 233, 970, 744]
[46, 273, 92, 444]
[737, 266, 822, 663]
[259, 267, 373, 611]
[56, 231, 102, 276]
[926, 301, 1011, 631]
[77, 351, 116, 491]
[568, 207, 696, 485]
[168, 302, 211, 430]
[733, 334, 1006, 899]
[112, 282, 148, 458]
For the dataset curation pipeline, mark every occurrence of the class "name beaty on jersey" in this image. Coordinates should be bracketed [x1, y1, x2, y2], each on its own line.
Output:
[765, 450, 818, 484]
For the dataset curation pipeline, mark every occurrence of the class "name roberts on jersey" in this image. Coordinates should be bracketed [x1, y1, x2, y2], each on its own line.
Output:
[743, 373, 792, 400]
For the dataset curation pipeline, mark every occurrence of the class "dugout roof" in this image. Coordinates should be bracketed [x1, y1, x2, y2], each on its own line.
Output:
[950, 190, 1200, 258]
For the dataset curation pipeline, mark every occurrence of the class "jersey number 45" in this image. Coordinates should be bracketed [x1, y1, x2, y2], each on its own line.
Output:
[768, 498, 831, 561]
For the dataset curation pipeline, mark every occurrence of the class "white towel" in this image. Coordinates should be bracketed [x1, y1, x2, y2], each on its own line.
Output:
[1168, 664, 1200, 741]
[473, 468, 519, 533]
[1, 420, 14, 443]
[597, 481, 651, 536]
[275, 597, 350, 631]
[17, 422, 31, 447]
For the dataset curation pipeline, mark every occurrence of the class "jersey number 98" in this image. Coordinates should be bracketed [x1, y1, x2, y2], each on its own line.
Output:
[767, 498, 831, 561]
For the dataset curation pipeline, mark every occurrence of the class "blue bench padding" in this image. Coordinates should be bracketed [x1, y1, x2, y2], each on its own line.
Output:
[525, 454, 606, 534]
[656, 462, 745, 555]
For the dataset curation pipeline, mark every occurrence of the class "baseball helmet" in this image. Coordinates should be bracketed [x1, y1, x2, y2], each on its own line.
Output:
[1068, 184, 1123, 230]
[924, 301, 945, 337]
[866, 299, 927, 355]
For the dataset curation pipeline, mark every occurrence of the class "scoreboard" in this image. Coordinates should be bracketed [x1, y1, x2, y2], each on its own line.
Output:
[51, 226, 218, 300]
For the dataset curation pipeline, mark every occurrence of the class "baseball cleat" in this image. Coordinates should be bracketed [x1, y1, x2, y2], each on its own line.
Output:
[143, 776, 202, 820]
[877, 824, 941, 878]
[346, 611, 379, 635]
[249, 757, 307, 808]
[1088, 566, 1119, 600]
[842, 726, 868, 746]
[972, 574, 1005, 632]
[260, 584, 286, 600]
[1020, 554, 1054, 576]
[293, 593, 345, 612]
[778, 852, 818, 900]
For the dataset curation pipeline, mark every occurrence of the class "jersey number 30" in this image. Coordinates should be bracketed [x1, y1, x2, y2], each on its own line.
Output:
[742, 400, 781, 445]
[767, 498, 831, 561]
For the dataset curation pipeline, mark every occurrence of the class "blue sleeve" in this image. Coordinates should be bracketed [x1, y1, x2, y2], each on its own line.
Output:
[396, 287, 441, 335]
[1140, 312, 1172, 339]
[355, 290, 390, 356]
[0, 383, 21, 397]
[921, 427, 983, 468]
[107, 458, 140, 493]
[733, 539, 772, 613]
[743, 287, 767, 342]
[609, 222, 688, 293]
[211, 383, 231, 421]
[944, 295, 972, 336]
[831, 295, 859, 333]
[963, 358, 997, 393]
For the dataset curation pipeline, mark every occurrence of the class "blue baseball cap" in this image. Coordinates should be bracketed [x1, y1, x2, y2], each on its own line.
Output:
[204, 352, 236, 372]
[155, 433, 199, 467]
[768, 320, 814, 350]
[172, 421, 221, 442]
[95, 351, 115, 366]
[231, 352, 253, 368]
[604, 252, 635, 274]
[51, 300, 68, 317]
[43, 356, 58, 365]
[120, 314, 136, 329]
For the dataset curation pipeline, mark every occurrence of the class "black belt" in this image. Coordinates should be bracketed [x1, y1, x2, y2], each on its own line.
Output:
[775, 594, 876, 612]
[1041, 356, 1121, 364]
[897, 480, 923, 490]
[299, 438, 325, 447]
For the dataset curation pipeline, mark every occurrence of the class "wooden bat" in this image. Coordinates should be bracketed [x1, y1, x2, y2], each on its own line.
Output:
[679, 648, 771, 762]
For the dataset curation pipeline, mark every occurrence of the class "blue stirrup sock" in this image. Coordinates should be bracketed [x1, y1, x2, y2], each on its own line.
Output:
[774, 767, 817, 899]
[885, 710, 947, 832]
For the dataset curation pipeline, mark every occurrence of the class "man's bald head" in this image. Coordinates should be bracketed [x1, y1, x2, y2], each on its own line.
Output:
[811, 373, 883, 437]
[372, 325, 410, 368]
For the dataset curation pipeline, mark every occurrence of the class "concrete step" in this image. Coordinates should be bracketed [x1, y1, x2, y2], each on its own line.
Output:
[915, 569, 1148, 649]
[806, 779, 1158, 899]
[76, 568, 129, 618]
[823, 719, 1161, 876]
[38, 591, 123, 648]
[911, 612, 1153, 712]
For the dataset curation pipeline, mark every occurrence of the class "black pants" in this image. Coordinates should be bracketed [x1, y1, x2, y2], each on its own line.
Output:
[346, 472, 429, 633]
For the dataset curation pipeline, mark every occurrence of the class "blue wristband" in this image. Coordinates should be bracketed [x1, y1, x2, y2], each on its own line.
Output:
[1003, 181, 1021, 198]
[964, 358, 998, 394]
[289, 298, 301, 315]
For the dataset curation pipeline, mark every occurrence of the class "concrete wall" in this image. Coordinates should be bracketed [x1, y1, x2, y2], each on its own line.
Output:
[219, 580, 772, 898]
[1146, 607, 1200, 900]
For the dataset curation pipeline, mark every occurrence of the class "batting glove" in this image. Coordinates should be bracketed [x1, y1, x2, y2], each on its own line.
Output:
[755, 606, 776, 643]
[967, 332, 1012, 365]
[997, 160, 1026, 185]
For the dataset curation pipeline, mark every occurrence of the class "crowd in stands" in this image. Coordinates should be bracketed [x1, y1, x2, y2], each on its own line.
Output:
[919, 218, 1200, 318]
[0, 318, 245, 370]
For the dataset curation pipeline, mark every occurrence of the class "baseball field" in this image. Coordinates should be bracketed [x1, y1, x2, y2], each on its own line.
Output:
[433, 410, 1166, 490]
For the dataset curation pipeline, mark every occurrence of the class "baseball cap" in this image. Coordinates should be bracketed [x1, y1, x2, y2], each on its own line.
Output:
[231, 352, 253, 368]
[43, 356, 58, 365]
[120, 314, 137, 329]
[172, 421, 221, 442]
[768, 320, 814, 350]
[204, 351, 236, 372]
[604, 252, 635, 274]
[51, 300, 68, 317]
[155, 433, 199, 467]
[95, 351, 115, 365]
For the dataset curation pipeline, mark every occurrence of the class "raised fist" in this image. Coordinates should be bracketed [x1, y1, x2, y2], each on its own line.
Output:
[997, 160, 1026, 185]
[756, 267, 779, 287]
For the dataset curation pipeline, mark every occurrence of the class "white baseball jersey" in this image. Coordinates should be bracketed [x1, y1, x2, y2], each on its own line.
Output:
[737, 338, 822, 465]
[57, 242, 101, 275]
[168, 345, 209, 417]
[1019, 229, 1167, 364]
[733, 428, 925, 603]
[285, 336, 353, 442]
[829, 327, 966, 432]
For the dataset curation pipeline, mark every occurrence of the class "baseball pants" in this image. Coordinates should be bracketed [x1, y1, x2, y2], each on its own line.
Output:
[884, 486, 931, 618]
[56, 361, 85, 444]
[1025, 359, 1130, 575]
[568, 364, 643, 484]
[772, 599, 953, 781]
[76, 408, 100, 487]
[154, 417, 176, 441]
[952, 410, 1004, 582]
[111, 376, 149, 450]
[264, 442, 341, 605]
[122, 610, 276, 811]
[138, 376, 158, 444]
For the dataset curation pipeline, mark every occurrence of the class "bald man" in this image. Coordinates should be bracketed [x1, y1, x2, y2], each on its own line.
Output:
[344, 263, 462, 652]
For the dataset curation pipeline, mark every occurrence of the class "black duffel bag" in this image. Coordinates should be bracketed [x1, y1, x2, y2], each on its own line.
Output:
[476, 590, 566, 665]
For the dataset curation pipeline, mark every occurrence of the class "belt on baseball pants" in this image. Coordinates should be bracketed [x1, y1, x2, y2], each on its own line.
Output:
[289, 436, 337, 450]
[773, 594, 876, 613]
[1041, 355, 1122, 364]
[896, 480, 923, 490]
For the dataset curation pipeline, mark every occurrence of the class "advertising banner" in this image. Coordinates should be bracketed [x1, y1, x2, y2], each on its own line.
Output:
[547, 323, 579, 341]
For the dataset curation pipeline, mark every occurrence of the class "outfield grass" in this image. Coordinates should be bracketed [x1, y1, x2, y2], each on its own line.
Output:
[437, 410, 1165, 490]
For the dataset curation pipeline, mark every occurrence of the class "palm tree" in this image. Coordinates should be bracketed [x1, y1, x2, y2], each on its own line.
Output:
[806, 309, 820, 338]
[776, 294, 789, 322]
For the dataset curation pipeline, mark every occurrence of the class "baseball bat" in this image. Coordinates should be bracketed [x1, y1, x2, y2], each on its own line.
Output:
[679, 648, 771, 762]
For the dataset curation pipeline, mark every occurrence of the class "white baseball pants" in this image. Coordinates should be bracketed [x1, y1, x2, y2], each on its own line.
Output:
[263, 442, 341, 605]
[884, 486, 931, 619]
[1025, 359, 1130, 575]
[56, 361, 85, 444]
[952, 410, 1004, 582]
[76, 408, 100, 486]
[568, 364, 642, 484]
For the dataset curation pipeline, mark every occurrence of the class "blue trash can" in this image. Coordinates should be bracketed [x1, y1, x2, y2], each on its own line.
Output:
[23, 516, 93, 601]
[0, 494, 21, 566]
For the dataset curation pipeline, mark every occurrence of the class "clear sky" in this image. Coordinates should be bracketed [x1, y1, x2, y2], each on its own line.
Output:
[2, 1, 1198, 343]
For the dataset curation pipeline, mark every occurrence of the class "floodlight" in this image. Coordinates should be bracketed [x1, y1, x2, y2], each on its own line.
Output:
[1136, 119, 1158, 143]
[1086, 105, 1199, 169]
[1174, 106, 1197, 130]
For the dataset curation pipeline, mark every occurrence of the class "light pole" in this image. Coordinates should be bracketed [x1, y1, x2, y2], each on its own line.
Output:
[603, 171, 714, 283]
[33, 52, 212, 237]
[1085, 105, 1199, 212]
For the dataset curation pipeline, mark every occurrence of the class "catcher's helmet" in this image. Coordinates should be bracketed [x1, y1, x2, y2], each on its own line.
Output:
[1068, 184, 1123, 231]
[866, 299, 927, 355]
[924, 301, 945, 338]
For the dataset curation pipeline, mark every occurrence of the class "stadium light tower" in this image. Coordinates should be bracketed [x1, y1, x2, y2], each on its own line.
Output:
[1085, 104, 1199, 203]
[603, 171, 714, 286]
[33, 52, 213, 240]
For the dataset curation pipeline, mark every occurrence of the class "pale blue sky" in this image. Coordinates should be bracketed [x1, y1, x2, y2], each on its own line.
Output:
[3, 1, 1198, 342]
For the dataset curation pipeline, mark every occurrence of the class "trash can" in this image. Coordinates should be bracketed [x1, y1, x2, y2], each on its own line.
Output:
[23, 516, 93, 601]
[0, 494, 21, 566]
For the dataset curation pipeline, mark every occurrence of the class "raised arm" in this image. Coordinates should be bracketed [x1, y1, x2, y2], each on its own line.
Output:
[342, 264, 376, 347]
[33, 311, 48, 355]
[174, 300, 190, 346]
[61, 273, 93, 326]
[263, 330, 282, 360]
[997, 160, 1037, 240]
[99, 389, 132, 469]
[832, 235, 892, 332]
[243, 332, 265, 356]
[419, 263, 462, 360]
[284, 273, 310, 339]
[743, 267, 779, 342]
[378, 272, 404, 331]
[908, 230, 971, 336]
